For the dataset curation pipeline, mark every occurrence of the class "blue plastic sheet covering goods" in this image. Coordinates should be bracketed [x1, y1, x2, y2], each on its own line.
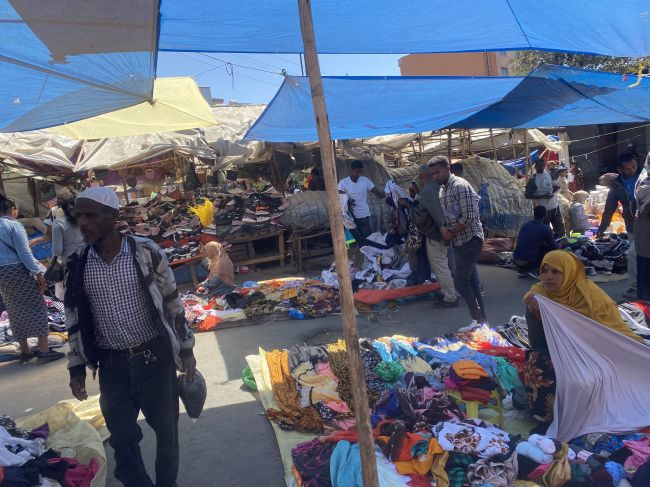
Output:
[0, 0, 158, 132]
[245, 65, 650, 142]
[159, 0, 650, 57]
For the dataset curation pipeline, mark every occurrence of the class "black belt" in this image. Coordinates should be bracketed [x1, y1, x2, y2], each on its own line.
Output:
[99, 335, 163, 358]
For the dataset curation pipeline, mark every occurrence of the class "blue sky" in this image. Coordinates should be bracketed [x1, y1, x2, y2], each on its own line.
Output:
[156, 52, 403, 104]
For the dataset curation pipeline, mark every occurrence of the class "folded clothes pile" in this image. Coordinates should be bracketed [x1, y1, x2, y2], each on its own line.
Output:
[563, 233, 629, 275]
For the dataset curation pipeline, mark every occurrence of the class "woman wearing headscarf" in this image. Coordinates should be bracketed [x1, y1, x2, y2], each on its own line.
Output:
[196, 241, 235, 297]
[634, 154, 650, 301]
[522, 250, 643, 422]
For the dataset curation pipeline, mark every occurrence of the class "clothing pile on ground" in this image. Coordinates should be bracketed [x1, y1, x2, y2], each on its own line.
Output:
[321, 233, 412, 291]
[0, 297, 67, 363]
[0, 416, 99, 487]
[182, 278, 340, 332]
[562, 234, 630, 276]
[257, 323, 650, 487]
[211, 185, 287, 238]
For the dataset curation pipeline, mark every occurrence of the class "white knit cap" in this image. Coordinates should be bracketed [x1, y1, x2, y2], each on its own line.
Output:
[76, 187, 120, 210]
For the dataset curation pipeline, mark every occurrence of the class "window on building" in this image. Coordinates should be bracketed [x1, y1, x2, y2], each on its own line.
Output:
[500, 67, 509, 76]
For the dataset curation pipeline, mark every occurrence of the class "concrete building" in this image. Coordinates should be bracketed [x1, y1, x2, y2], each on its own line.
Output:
[399, 52, 513, 77]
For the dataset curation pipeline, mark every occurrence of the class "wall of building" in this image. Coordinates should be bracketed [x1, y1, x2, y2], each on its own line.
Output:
[399, 52, 512, 77]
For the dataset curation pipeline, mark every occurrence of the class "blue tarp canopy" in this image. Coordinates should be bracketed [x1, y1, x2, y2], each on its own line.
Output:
[0, 0, 158, 132]
[159, 0, 650, 57]
[245, 65, 650, 142]
[3, 0, 650, 133]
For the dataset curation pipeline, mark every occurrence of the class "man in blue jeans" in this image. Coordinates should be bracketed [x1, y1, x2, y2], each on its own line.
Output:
[430, 156, 487, 323]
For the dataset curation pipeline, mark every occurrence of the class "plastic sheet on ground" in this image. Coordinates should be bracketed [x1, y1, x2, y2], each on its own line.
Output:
[17, 395, 107, 487]
[354, 282, 441, 305]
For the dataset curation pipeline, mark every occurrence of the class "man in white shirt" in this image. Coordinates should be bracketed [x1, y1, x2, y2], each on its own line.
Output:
[338, 160, 386, 239]
[526, 159, 565, 237]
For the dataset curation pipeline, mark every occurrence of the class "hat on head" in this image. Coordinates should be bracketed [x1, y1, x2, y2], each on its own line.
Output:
[76, 187, 120, 210]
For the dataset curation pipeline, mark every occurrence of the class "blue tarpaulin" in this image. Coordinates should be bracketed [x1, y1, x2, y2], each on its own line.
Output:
[4, 1, 650, 133]
[245, 65, 650, 142]
[159, 0, 650, 57]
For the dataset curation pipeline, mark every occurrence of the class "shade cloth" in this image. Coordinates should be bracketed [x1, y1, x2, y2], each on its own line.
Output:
[245, 65, 650, 142]
[537, 295, 650, 442]
[50, 78, 218, 140]
[159, 0, 650, 57]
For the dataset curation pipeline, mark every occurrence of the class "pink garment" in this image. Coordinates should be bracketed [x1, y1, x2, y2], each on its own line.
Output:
[537, 296, 650, 442]
[624, 437, 650, 475]
[336, 419, 357, 430]
[527, 462, 551, 480]
[325, 401, 351, 414]
[47, 457, 100, 487]
[444, 377, 460, 390]
[315, 362, 340, 382]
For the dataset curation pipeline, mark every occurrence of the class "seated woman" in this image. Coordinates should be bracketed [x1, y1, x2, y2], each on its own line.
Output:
[523, 250, 643, 423]
[196, 241, 235, 297]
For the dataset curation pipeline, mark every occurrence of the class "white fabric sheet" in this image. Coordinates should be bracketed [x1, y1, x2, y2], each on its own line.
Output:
[537, 295, 650, 442]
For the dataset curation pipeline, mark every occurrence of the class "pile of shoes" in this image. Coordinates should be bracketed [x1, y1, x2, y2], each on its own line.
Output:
[161, 240, 202, 263]
[211, 187, 287, 238]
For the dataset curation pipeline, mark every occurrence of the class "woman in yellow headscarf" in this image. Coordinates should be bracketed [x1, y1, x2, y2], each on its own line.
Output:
[524, 250, 643, 346]
[522, 250, 643, 423]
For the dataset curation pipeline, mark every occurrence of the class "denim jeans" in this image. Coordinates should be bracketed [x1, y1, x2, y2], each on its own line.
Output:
[452, 236, 486, 322]
[98, 338, 179, 487]
[354, 216, 373, 241]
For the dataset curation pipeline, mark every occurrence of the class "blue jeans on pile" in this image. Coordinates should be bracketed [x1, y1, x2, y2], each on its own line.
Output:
[98, 337, 179, 487]
[453, 236, 487, 322]
[354, 216, 373, 242]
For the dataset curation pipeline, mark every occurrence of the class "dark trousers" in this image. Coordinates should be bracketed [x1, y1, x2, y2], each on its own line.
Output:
[526, 308, 548, 349]
[544, 207, 565, 238]
[98, 339, 179, 487]
[407, 244, 431, 285]
[353, 216, 373, 242]
[638, 255, 650, 301]
[453, 236, 486, 322]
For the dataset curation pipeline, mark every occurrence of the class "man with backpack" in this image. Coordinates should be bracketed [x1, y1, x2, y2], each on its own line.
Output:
[412, 162, 458, 307]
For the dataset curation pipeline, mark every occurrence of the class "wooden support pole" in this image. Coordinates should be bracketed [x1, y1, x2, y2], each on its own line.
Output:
[467, 129, 472, 155]
[297, 1, 379, 486]
[489, 128, 497, 162]
[447, 129, 453, 161]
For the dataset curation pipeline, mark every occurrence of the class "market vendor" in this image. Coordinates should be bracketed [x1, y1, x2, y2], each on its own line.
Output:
[338, 159, 386, 239]
[65, 187, 196, 487]
[513, 206, 557, 277]
[596, 152, 639, 300]
[523, 250, 643, 422]
[196, 241, 235, 297]
[635, 154, 650, 301]
[525, 159, 565, 238]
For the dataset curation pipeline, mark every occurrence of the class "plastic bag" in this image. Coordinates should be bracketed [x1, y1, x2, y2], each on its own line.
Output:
[177, 370, 207, 419]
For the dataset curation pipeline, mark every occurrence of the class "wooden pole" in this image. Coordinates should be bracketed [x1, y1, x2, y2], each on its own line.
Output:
[447, 129, 453, 161]
[490, 128, 497, 162]
[296, 1, 379, 486]
[467, 129, 472, 155]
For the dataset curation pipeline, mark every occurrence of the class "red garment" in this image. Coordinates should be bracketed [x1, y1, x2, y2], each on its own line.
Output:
[47, 457, 100, 487]
[407, 473, 434, 486]
[476, 344, 526, 364]
[354, 283, 441, 305]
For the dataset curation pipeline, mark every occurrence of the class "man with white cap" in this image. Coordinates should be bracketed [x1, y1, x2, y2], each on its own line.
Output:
[64, 187, 196, 487]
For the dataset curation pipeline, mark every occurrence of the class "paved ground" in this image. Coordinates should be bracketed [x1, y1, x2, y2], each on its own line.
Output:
[0, 263, 630, 487]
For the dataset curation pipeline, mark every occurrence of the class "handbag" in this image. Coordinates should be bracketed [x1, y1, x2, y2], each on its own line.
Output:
[44, 259, 65, 283]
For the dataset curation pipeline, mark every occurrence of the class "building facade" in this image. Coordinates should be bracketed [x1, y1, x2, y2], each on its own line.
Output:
[399, 52, 513, 77]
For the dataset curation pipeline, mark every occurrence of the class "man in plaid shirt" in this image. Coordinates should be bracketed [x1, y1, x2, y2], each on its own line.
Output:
[430, 156, 487, 323]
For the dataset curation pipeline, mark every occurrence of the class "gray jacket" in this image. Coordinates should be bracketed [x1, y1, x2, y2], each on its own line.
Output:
[65, 235, 194, 378]
[416, 181, 446, 241]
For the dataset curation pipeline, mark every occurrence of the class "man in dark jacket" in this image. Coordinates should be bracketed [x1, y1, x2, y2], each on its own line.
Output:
[513, 206, 558, 276]
[414, 162, 457, 307]
[65, 187, 196, 487]
[597, 152, 639, 299]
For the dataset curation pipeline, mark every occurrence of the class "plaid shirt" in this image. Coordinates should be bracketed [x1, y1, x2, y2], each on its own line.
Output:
[440, 175, 484, 247]
[84, 238, 159, 350]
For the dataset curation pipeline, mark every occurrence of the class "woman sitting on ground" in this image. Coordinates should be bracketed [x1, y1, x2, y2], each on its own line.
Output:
[196, 241, 235, 297]
[522, 250, 643, 423]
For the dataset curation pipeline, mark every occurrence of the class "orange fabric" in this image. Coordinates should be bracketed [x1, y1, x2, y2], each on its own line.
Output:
[196, 315, 221, 332]
[452, 360, 489, 380]
[354, 282, 441, 305]
[395, 439, 444, 475]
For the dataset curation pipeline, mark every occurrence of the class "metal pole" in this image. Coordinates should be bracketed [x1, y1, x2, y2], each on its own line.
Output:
[296, 1, 379, 485]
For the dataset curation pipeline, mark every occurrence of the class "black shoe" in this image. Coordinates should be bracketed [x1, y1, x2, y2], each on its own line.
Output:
[433, 299, 459, 308]
[36, 350, 65, 365]
[20, 352, 35, 364]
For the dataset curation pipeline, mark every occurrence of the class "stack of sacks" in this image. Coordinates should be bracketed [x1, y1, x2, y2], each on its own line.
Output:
[444, 360, 497, 404]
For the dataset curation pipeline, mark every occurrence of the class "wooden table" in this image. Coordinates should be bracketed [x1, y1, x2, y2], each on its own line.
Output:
[290, 228, 333, 271]
[170, 255, 203, 286]
[226, 229, 286, 267]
